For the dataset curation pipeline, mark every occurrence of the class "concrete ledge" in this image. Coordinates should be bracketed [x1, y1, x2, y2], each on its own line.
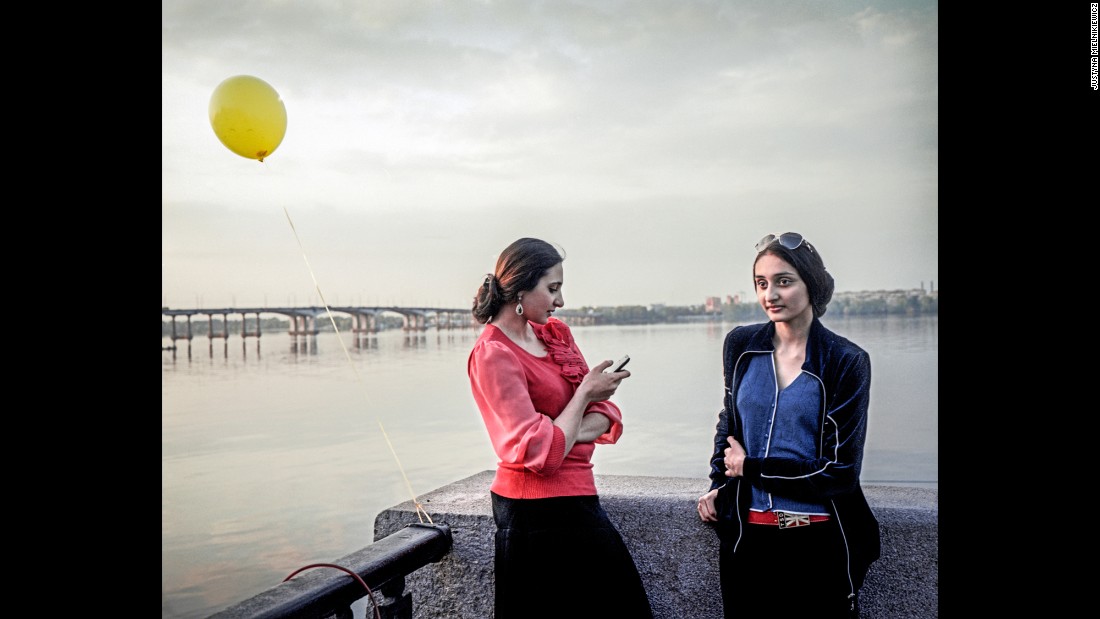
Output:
[375, 471, 938, 618]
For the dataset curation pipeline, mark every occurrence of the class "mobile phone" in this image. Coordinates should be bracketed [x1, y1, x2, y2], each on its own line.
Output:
[607, 354, 630, 373]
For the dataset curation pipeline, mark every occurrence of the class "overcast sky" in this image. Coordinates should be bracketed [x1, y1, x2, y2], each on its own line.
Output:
[162, 0, 937, 310]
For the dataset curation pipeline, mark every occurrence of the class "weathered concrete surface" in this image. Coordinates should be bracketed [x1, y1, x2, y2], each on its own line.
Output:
[375, 471, 937, 618]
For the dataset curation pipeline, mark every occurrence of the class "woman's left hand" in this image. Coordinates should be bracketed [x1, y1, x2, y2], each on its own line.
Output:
[697, 489, 719, 522]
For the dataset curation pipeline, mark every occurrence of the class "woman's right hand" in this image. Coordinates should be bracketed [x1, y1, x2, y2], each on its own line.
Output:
[578, 359, 630, 403]
[697, 489, 719, 522]
[723, 436, 746, 478]
[555, 360, 630, 456]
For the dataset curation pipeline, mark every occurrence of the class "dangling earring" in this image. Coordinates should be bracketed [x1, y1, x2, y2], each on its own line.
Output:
[515, 297, 524, 316]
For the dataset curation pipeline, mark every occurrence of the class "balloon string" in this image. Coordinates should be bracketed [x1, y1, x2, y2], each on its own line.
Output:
[282, 206, 432, 525]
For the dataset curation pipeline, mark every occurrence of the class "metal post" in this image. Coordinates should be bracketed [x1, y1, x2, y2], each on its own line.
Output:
[376, 575, 412, 619]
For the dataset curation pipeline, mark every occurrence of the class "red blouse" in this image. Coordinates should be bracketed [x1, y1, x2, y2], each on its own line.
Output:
[467, 318, 624, 499]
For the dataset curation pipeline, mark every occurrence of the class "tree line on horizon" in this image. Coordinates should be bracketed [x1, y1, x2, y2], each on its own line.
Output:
[564, 288, 937, 325]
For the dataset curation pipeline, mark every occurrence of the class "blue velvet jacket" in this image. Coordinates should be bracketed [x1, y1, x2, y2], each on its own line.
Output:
[708, 318, 881, 591]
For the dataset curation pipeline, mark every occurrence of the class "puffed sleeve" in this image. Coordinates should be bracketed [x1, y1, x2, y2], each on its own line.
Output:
[468, 339, 567, 474]
[584, 399, 624, 444]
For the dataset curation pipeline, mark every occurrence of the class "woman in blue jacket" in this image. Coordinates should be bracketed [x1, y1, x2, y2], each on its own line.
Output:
[696, 232, 880, 619]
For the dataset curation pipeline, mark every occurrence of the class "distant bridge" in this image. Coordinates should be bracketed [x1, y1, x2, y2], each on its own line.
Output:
[161, 306, 476, 344]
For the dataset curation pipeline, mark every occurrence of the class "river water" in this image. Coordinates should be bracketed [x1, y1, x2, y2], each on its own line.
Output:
[162, 314, 936, 618]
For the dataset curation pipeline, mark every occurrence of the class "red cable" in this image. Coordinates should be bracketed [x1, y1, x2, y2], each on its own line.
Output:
[283, 563, 382, 619]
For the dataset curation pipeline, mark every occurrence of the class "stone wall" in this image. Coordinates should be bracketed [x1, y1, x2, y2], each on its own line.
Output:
[374, 471, 938, 618]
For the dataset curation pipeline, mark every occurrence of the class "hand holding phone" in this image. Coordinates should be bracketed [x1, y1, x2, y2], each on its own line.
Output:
[606, 354, 630, 373]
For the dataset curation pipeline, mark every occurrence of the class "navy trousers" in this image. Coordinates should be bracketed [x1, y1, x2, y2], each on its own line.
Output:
[719, 518, 860, 619]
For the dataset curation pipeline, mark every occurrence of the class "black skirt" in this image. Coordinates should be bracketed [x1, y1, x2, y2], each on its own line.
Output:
[491, 492, 654, 619]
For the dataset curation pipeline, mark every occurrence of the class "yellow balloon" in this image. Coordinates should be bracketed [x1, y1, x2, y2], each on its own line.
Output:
[209, 75, 287, 162]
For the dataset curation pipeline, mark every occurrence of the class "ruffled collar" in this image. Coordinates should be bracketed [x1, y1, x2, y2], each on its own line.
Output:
[536, 319, 589, 385]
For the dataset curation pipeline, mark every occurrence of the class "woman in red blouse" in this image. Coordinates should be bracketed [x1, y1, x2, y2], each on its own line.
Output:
[468, 237, 653, 619]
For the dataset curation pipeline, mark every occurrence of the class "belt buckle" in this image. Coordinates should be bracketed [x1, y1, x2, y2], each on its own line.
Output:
[776, 511, 810, 529]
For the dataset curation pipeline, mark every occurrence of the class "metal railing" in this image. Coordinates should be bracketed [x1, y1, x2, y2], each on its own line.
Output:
[208, 523, 452, 619]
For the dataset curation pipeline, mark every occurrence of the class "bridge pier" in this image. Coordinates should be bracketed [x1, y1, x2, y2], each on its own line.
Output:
[352, 313, 378, 335]
[168, 315, 194, 345]
[352, 312, 379, 350]
[240, 311, 262, 339]
[207, 313, 231, 341]
[437, 311, 469, 330]
[403, 314, 429, 332]
[288, 314, 320, 337]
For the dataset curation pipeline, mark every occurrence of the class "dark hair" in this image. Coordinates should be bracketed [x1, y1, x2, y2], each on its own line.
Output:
[754, 235, 834, 318]
[471, 238, 565, 324]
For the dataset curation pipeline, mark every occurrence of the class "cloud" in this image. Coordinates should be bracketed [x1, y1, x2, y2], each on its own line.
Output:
[163, 0, 938, 308]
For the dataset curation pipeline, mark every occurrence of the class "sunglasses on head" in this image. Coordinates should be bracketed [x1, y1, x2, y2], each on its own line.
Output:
[755, 232, 806, 253]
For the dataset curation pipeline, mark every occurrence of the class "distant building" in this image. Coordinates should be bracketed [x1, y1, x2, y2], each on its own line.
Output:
[704, 296, 722, 313]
